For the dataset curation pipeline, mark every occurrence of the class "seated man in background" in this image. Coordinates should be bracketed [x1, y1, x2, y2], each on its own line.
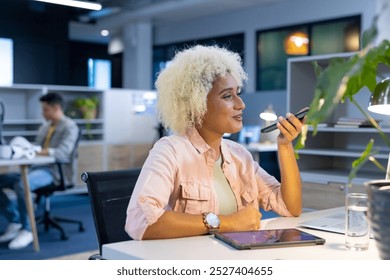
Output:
[0, 92, 79, 249]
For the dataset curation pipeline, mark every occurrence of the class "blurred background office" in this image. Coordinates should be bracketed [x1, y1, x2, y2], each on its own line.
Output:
[0, 0, 389, 259]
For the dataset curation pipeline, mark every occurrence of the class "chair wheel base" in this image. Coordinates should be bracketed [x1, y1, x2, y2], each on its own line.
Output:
[36, 214, 85, 241]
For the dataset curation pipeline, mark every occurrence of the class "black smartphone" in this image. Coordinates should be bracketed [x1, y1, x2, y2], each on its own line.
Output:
[260, 107, 310, 133]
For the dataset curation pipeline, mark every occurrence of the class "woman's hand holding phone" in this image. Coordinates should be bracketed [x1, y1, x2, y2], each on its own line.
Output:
[260, 107, 309, 133]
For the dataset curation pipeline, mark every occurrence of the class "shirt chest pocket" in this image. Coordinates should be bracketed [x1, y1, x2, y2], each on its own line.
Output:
[178, 181, 211, 214]
[240, 179, 258, 207]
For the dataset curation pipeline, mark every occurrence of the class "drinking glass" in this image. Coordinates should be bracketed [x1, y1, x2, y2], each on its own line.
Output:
[345, 193, 369, 251]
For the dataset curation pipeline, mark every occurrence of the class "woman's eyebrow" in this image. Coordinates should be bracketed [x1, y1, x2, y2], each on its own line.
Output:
[218, 87, 234, 95]
[218, 86, 241, 95]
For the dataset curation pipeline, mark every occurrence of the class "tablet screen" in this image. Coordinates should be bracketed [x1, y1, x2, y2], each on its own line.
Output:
[214, 228, 325, 250]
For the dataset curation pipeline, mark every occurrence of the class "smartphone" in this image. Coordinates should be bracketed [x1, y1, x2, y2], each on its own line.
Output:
[260, 107, 310, 133]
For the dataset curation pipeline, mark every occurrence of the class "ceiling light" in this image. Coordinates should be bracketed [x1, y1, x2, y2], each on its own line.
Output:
[259, 105, 278, 144]
[100, 29, 109, 37]
[259, 105, 277, 121]
[35, 0, 102, 11]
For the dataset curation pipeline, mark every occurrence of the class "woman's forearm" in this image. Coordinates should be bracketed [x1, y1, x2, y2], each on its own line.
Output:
[278, 142, 302, 216]
[142, 211, 207, 239]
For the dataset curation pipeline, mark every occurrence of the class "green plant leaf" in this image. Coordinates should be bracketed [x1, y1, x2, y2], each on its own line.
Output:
[348, 139, 374, 184]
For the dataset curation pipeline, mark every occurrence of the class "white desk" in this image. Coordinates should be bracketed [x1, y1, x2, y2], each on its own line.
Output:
[102, 207, 379, 260]
[0, 156, 55, 252]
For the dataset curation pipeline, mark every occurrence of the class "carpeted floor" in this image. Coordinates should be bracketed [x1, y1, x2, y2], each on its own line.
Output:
[0, 194, 99, 260]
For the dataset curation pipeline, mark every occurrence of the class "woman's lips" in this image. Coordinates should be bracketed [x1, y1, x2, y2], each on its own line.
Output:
[233, 115, 242, 121]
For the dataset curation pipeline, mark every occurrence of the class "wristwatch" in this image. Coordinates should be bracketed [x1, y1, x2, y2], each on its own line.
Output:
[202, 212, 220, 234]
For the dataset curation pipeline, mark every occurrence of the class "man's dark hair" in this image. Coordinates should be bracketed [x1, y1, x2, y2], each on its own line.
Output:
[39, 92, 64, 109]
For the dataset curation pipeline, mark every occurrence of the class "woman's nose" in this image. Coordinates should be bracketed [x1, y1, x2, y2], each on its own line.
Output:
[235, 96, 246, 110]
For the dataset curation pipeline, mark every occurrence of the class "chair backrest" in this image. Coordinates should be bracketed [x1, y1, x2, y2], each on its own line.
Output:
[81, 168, 141, 254]
[58, 127, 82, 189]
[33, 126, 82, 197]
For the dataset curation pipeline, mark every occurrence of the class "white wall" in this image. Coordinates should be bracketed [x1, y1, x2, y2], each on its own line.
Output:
[103, 89, 158, 144]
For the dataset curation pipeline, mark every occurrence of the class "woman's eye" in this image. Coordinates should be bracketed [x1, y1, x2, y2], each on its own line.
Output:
[222, 94, 232, 99]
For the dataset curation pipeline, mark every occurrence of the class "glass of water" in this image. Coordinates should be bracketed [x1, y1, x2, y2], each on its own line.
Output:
[345, 193, 370, 251]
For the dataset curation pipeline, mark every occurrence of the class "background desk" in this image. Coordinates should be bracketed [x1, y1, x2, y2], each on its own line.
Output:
[0, 156, 55, 252]
[244, 143, 277, 162]
[245, 143, 280, 181]
[102, 207, 379, 260]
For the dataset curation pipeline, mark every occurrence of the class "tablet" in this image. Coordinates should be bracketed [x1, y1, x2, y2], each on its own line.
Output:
[214, 228, 325, 250]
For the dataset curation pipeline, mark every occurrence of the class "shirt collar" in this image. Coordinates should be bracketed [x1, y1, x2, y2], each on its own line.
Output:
[220, 141, 232, 164]
[185, 127, 233, 164]
[186, 127, 210, 154]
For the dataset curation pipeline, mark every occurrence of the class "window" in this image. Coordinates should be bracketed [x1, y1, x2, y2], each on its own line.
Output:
[88, 58, 111, 89]
[153, 33, 244, 88]
[0, 38, 13, 85]
[256, 16, 361, 91]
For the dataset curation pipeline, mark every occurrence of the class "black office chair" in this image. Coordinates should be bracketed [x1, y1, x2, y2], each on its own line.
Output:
[81, 168, 141, 260]
[34, 129, 84, 240]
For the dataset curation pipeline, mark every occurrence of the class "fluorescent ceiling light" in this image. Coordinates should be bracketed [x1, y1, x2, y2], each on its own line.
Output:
[35, 0, 102, 11]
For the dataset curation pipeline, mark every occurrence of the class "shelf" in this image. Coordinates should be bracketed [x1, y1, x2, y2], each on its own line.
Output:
[3, 118, 104, 125]
[3, 131, 38, 137]
[3, 119, 42, 125]
[297, 148, 390, 159]
[300, 169, 385, 186]
[80, 129, 104, 135]
[307, 126, 390, 133]
[74, 118, 104, 125]
[2, 118, 104, 140]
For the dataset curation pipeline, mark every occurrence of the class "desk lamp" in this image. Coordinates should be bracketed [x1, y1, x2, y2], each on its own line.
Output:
[367, 77, 390, 180]
[368, 77, 390, 115]
[259, 105, 278, 143]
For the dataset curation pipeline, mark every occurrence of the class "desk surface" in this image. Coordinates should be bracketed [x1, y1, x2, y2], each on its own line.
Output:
[244, 143, 278, 152]
[103, 207, 379, 260]
[0, 156, 55, 166]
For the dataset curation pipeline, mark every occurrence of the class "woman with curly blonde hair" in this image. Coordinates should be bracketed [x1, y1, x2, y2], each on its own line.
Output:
[126, 45, 303, 240]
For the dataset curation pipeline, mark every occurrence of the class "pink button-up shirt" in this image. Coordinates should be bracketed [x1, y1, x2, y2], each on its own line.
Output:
[125, 128, 292, 240]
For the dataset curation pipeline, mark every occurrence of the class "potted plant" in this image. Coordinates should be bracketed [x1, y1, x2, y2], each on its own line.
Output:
[73, 96, 99, 120]
[296, 14, 390, 259]
[73, 96, 99, 139]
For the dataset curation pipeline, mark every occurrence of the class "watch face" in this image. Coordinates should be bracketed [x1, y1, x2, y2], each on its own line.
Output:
[206, 213, 220, 227]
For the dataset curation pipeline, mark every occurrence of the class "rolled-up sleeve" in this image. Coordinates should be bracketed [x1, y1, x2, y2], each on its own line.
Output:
[255, 165, 292, 217]
[125, 138, 178, 240]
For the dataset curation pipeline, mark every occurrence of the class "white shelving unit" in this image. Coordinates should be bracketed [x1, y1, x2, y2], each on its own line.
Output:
[0, 84, 104, 142]
[0, 84, 158, 188]
[287, 53, 390, 188]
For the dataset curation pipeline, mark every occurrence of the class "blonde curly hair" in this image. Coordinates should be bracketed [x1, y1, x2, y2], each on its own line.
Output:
[155, 45, 248, 134]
